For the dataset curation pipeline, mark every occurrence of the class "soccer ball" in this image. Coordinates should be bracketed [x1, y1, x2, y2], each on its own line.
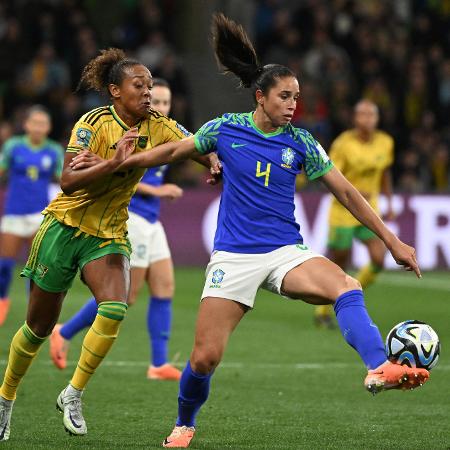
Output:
[385, 320, 440, 371]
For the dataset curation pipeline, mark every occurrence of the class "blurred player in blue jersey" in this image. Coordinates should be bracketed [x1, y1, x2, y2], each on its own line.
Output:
[0, 106, 63, 325]
[50, 79, 184, 380]
[70, 15, 429, 448]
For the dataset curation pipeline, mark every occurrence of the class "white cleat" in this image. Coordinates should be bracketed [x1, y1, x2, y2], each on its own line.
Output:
[56, 386, 87, 436]
[0, 396, 14, 441]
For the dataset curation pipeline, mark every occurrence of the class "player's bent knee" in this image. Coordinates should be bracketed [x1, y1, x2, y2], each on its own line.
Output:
[190, 348, 222, 375]
[336, 274, 361, 298]
[152, 280, 175, 298]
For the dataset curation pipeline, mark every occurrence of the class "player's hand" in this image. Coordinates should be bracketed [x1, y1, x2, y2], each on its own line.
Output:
[387, 237, 421, 278]
[206, 153, 222, 186]
[158, 184, 183, 200]
[70, 151, 104, 170]
[112, 127, 139, 167]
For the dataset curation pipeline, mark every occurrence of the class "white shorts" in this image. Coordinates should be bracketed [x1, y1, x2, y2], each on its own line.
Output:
[127, 212, 171, 268]
[201, 244, 323, 308]
[0, 213, 43, 238]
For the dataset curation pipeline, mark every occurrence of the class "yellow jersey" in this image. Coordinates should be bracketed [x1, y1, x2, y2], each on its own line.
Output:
[329, 129, 394, 227]
[45, 105, 190, 238]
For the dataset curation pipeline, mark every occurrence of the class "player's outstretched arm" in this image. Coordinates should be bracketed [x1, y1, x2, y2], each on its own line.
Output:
[321, 166, 421, 278]
[61, 128, 138, 194]
[70, 135, 197, 172]
[121, 136, 197, 170]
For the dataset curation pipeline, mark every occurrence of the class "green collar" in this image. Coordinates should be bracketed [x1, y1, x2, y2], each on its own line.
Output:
[25, 136, 48, 151]
[248, 112, 284, 137]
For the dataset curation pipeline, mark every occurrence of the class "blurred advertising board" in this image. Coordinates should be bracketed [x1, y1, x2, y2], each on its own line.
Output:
[160, 190, 450, 269]
[1, 189, 448, 269]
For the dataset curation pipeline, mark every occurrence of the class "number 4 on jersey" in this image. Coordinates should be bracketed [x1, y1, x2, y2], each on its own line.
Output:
[256, 161, 271, 187]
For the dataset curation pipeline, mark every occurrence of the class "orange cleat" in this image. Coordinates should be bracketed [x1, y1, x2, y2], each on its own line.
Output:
[49, 324, 69, 370]
[148, 363, 182, 381]
[162, 425, 195, 448]
[0, 298, 10, 326]
[364, 361, 429, 395]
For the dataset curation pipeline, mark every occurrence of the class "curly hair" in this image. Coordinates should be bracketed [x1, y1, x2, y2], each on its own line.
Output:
[78, 48, 142, 93]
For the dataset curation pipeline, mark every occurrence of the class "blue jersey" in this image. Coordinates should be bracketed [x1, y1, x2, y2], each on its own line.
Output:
[194, 112, 333, 253]
[0, 136, 64, 215]
[128, 166, 168, 223]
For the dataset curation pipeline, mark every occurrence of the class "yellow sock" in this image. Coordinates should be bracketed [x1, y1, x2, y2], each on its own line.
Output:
[315, 304, 333, 317]
[356, 263, 382, 289]
[70, 301, 127, 390]
[0, 323, 46, 400]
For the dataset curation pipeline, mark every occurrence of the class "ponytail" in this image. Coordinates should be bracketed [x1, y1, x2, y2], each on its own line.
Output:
[211, 13, 296, 98]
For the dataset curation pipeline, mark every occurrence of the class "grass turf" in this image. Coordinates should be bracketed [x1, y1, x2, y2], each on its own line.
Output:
[0, 268, 448, 449]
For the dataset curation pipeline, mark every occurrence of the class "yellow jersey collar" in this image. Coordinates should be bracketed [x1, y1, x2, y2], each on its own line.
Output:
[109, 105, 143, 131]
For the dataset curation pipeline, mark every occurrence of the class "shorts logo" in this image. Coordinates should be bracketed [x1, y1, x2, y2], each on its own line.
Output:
[138, 135, 148, 148]
[76, 128, 92, 148]
[36, 263, 48, 279]
[296, 244, 308, 250]
[281, 147, 294, 168]
[210, 269, 225, 288]
[136, 244, 147, 259]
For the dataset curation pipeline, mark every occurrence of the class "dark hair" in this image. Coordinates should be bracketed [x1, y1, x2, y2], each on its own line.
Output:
[78, 48, 143, 94]
[25, 104, 50, 120]
[152, 78, 170, 89]
[211, 13, 296, 97]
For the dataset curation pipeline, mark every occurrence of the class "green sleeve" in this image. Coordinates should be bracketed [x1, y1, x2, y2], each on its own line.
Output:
[0, 137, 18, 170]
[51, 142, 64, 177]
[193, 117, 223, 154]
[302, 132, 334, 180]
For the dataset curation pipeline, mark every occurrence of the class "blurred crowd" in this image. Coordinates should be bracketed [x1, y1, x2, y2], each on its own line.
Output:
[254, 0, 450, 192]
[0, 0, 449, 192]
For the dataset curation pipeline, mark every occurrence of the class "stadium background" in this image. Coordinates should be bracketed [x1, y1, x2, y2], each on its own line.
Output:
[0, 1, 449, 449]
[0, 0, 449, 269]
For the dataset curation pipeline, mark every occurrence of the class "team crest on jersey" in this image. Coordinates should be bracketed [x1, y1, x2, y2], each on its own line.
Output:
[281, 147, 295, 168]
[138, 135, 148, 148]
[210, 269, 225, 288]
[41, 155, 52, 170]
[76, 128, 92, 148]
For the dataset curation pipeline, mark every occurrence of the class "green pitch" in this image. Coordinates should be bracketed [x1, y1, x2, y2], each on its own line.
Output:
[0, 268, 448, 449]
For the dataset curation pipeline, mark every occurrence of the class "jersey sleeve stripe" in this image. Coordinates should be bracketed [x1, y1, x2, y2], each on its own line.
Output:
[84, 107, 109, 124]
[90, 111, 113, 127]
[85, 107, 110, 125]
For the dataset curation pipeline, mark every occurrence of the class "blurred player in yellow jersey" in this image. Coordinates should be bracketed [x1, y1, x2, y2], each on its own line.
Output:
[315, 100, 394, 327]
[0, 48, 218, 441]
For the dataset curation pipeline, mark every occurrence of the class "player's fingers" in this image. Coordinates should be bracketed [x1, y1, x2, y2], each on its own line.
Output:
[208, 174, 222, 185]
[70, 161, 91, 170]
[412, 261, 422, 278]
[210, 163, 222, 174]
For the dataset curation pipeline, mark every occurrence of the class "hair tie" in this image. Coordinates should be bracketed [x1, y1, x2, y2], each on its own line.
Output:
[255, 66, 264, 77]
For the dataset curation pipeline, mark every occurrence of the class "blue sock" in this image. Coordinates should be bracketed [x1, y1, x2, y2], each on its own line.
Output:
[176, 361, 212, 427]
[148, 296, 172, 367]
[60, 297, 98, 340]
[333, 290, 386, 370]
[0, 258, 15, 299]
